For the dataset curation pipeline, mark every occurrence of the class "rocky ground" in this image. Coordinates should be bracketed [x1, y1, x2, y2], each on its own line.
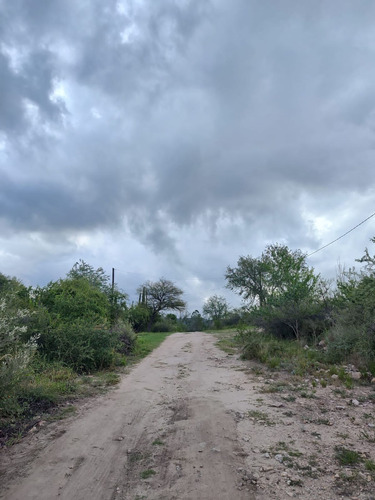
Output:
[231, 362, 375, 499]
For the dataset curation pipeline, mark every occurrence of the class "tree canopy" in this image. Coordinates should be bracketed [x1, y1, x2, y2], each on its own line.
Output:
[202, 295, 229, 327]
[225, 243, 319, 307]
[67, 259, 110, 293]
[138, 278, 186, 329]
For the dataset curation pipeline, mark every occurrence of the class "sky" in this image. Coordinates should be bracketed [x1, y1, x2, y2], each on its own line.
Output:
[1, 0, 375, 313]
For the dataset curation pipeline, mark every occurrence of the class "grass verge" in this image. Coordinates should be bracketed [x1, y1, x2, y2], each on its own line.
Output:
[129, 331, 174, 362]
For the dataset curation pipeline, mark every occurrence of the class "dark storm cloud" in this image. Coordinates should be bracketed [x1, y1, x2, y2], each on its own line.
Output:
[1, 0, 375, 260]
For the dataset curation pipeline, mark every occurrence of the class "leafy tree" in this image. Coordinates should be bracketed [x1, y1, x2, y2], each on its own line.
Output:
[225, 256, 268, 306]
[67, 260, 110, 293]
[180, 310, 206, 332]
[138, 278, 186, 330]
[37, 278, 110, 323]
[226, 244, 319, 307]
[202, 295, 229, 328]
[66, 260, 128, 325]
[227, 244, 326, 340]
[35, 277, 120, 371]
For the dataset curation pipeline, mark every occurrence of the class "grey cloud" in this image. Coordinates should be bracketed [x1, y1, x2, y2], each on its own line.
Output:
[1, 0, 375, 282]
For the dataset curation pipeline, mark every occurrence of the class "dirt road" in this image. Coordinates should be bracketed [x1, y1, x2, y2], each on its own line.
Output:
[2, 331, 375, 500]
[1, 332, 256, 500]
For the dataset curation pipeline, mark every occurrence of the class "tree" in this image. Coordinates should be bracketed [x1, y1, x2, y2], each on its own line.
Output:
[37, 278, 110, 323]
[67, 260, 110, 293]
[67, 260, 128, 325]
[202, 295, 229, 328]
[226, 244, 325, 340]
[226, 244, 319, 307]
[225, 256, 268, 306]
[138, 278, 186, 330]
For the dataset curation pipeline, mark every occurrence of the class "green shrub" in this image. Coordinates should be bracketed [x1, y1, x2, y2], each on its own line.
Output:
[151, 317, 183, 333]
[38, 319, 119, 372]
[127, 304, 151, 332]
[335, 446, 362, 466]
[112, 320, 137, 355]
[325, 315, 375, 372]
[37, 278, 110, 323]
[0, 296, 37, 410]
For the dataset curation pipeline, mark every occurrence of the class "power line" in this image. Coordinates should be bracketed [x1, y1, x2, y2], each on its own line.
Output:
[307, 210, 375, 257]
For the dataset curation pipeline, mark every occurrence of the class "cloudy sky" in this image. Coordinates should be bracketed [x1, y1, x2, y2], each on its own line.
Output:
[1, 0, 375, 312]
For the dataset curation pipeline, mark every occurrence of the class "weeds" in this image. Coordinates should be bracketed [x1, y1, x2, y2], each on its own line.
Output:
[248, 409, 275, 426]
[336, 432, 349, 440]
[140, 469, 156, 479]
[360, 429, 375, 443]
[282, 395, 296, 402]
[128, 451, 147, 463]
[152, 439, 164, 446]
[335, 447, 362, 466]
[365, 459, 375, 471]
[47, 405, 76, 421]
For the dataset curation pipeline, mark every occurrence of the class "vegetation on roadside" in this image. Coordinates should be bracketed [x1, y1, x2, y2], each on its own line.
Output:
[0, 262, 185, 446]
[2, 236, 375, 445]
[225, 240, 375, 376]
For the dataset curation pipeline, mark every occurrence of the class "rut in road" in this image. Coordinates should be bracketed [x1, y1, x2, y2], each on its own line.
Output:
[1, 332, 256, 500]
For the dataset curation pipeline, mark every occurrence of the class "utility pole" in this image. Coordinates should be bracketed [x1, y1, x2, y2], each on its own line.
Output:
[111, 268, 115, 327]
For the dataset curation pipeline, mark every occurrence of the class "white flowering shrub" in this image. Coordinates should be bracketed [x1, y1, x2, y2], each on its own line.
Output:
[0, 297, 36, 406]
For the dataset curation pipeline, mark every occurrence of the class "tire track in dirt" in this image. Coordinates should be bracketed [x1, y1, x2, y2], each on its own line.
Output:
[1, 333, 256, 500]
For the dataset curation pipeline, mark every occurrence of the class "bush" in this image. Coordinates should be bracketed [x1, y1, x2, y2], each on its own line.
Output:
[37, 278, 110, 323]
[249, 296, 329, 342]
[325, 267, 375, 372]
[38, 319, 119, 372]
[325, 318, 375, 372]
[0, 297, 37, 411]
[112, 320, 137, 355]
[151, 317, 184, 333]
[127, 304, 151, 332]
[238, 326, 322, 374]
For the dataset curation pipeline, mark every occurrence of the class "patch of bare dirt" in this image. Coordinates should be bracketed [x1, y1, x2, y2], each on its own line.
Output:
[0, 332, 374, 500]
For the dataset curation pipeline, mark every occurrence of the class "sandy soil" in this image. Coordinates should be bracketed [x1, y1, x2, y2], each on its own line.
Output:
[0, 331, 374, 500]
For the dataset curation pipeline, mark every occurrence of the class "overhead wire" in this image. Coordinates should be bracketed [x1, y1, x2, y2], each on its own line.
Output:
[307, 210, 375, 257]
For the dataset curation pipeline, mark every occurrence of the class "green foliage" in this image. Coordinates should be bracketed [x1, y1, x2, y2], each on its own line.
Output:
[226, 244, 319, 306]
[66, 260, 128, 325]
[181, 310, 207, 332]
[138, 278, 186, 330]
[0, 292, 37, 411]
[226, 255, 268, 306]
[38, 319, 119, 372]
[0, 356, 77, 421]
[202, 295, 229, 328]
[151, 315, 184, 333]
[67, 259, 110, 293]
[37, 278, 110, 323]
[238, 326, 322, 374]
[325, 241, 375, 372]
[132, 331, 172, 359]
[335, 446, 362, 466]
[140, 469, 156, 479]
[227, 244, 328, 341]
[111, 319, 137, 355]
[127, 303, 151, 332]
